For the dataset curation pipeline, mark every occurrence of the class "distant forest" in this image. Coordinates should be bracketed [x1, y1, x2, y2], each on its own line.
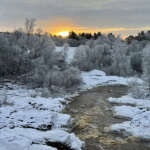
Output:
[53, 30, 150, 46]
[1, 30, 150, 47]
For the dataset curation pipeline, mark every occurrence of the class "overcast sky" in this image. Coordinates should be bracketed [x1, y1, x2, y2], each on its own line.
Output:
[0, 0, 150, 36]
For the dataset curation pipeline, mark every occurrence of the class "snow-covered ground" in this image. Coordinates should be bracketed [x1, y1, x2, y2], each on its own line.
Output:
[107, 96, 150, 141]
[0, 83, 84, 150]
[0, 70, 141, 150]
[81, 69, 143, 90]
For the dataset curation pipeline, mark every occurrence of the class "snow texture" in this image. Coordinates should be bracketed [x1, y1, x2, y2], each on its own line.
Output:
[81, 70, 142, 89]
[108, 96, 150, 141]
[0, 83, 84, 150]
[0, 128, 83, 150]
[30, 144, 57, 150]
[112, 105, 145, 119]
[109, 96, 150, 109]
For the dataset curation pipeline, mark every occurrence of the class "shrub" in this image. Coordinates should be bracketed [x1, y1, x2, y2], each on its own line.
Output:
[32, 66, 81, 89]
[130, 52, 143, 74]
[72, 43, 112, 72]
[31, 37, 82, 90]
[0, 34, 30, 77]
[41, 88, 52, 98]
[128, 80, 149, 99]
[72, 45, 94, 71]
[0, 93, 14, 107]
[142, 44, 150, 93]
[61, 67, 81, 88]
[108, 39, 133, 76]
[73, 37, 133, 77]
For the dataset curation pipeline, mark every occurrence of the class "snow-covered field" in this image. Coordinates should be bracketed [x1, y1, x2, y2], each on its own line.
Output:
[107, 96, 150, 141]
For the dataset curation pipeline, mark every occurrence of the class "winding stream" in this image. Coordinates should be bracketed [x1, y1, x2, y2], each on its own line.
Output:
[65, 85, 150, 150]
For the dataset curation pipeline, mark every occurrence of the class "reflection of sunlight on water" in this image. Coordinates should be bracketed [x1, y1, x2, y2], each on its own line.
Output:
[76, 114, 99, 140]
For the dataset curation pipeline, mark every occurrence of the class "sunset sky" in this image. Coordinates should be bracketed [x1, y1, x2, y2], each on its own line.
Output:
[1, 0, 150, 37]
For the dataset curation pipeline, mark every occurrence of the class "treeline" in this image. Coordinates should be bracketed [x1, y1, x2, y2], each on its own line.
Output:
[53, 31, 113, 47]
[126, 31, 150, 43]
[54, 30, 150, 47]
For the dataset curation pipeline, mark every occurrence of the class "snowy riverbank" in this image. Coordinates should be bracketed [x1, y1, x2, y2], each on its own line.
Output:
[0, 69, 144, 150]
[107, 95, 150, 141]
[0, 83, 83, 150]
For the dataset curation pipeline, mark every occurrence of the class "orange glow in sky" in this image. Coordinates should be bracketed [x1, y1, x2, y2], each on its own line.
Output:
[38, 18, 76, 35]
[37, 18, 143, 38]
[57, 31, 69, 37]
[1, 18, 150, 38]
[1, 0, 150, 38]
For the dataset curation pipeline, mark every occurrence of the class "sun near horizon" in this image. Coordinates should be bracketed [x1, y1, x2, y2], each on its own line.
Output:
[57, 31, 69, 37]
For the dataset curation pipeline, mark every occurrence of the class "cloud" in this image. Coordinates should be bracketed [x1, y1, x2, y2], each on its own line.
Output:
[0, 0, 150, 36]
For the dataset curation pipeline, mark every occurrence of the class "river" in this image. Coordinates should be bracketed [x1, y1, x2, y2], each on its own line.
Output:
[65, 85, 150, 150]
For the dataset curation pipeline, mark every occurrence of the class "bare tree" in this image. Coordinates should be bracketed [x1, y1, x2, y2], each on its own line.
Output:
[25, 18, 36, 35]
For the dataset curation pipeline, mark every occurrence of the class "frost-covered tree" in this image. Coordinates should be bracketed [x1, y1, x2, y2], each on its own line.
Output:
[110, 38, 133, 76]
[142, 44, 150, 92]
[128, 80, 149, 99]
[25, 18, 36, 35]
[31, 36, 81, 89]
[73, 37, 112, 72]
[0, 34, 10, 76]
[94, 43, 112, 68]
[73, 45, 94, 71]
[44, 67, 81, 89]
[0, 33, 30, 76]
[59, 43, 69, 64]
[130, 52, 142, 74]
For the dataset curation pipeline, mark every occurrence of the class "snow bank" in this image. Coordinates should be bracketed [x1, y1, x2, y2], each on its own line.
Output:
[30, 144, 57, 150]
[0, 83, 84, 150]
[0, 128, 84, 150]
[81, 70, 142, 89]
[82, 69, 106, 77]
[108, 96, 150, 141]
[109, 96, 150, 108]
[0, 136, 32, 150]
[111, 111, 150, 141]
[112, 105, 144, 119]
[0, 109, 71, 129]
